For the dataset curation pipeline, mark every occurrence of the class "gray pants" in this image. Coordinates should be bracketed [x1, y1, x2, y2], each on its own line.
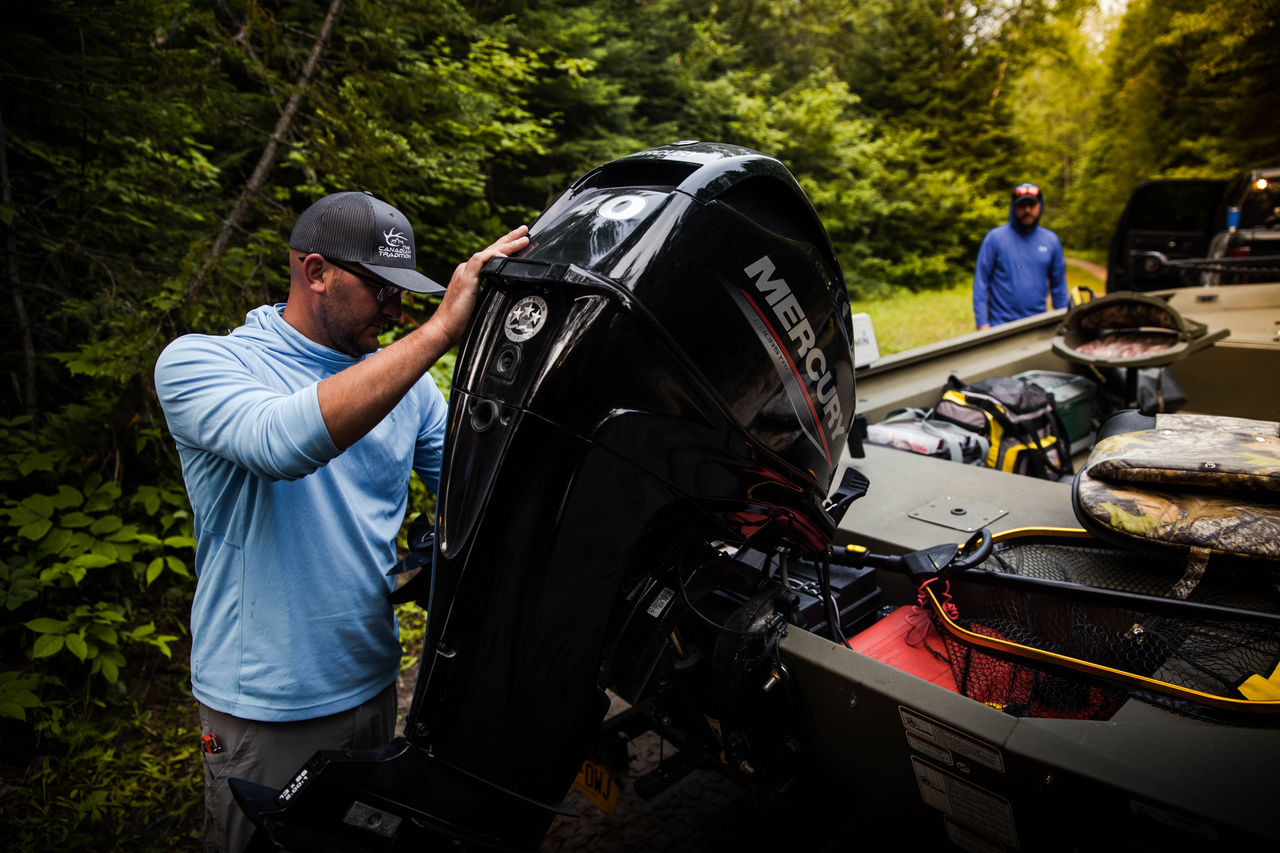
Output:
[198, 682, 397, 853]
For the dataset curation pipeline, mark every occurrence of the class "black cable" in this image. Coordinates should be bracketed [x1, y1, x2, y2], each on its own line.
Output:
[675, 548, 788, 639]
[818, 546, 852, 649]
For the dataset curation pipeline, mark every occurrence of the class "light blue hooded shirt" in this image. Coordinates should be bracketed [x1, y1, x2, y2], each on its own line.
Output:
[154, 304, 447, 721]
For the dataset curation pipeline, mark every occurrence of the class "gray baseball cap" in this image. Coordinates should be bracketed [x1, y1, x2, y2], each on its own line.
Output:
[288, 191, 445, 294]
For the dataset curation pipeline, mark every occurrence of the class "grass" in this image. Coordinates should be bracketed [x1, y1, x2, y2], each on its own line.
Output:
[850, 259, 1106, 355]
[850, 283, 974, 355]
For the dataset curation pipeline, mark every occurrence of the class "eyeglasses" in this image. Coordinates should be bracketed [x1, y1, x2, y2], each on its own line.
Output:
[301, 255, 405, 303]
[327, 258, 405, 303]
[1014, 184, 1041, 198]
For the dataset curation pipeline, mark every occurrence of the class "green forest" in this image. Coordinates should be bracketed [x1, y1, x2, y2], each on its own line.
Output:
[2, 0, 1277, 847]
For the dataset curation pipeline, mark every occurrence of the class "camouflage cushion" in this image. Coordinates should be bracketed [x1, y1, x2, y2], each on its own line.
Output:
[1075, 414, 1280, 559]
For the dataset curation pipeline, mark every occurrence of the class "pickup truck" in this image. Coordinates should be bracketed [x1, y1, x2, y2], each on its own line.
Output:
[1107, 167, 1280, 291]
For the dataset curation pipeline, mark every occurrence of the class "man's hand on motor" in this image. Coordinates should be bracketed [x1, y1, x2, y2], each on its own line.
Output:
[315, 224, 530, 451]
[432, 225, 531, 346]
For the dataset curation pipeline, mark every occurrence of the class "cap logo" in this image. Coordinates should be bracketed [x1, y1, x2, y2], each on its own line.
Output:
[379, 228, 412, 261]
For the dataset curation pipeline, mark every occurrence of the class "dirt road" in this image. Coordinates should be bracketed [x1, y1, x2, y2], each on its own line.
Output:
[1065, 256, 1107, 282]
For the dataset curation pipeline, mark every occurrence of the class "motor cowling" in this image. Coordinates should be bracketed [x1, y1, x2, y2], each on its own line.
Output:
[407, 138, 854, 812]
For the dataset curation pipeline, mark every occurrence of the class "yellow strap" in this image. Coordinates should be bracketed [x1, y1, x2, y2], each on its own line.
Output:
[1239, 661, 1280, 701]
[999, 435, 1061, 473]
[943, 390, 1003, 468]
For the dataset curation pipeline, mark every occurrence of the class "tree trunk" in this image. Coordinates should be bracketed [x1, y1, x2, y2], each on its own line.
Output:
[185, 0, 346, 301]
[987, 50, 1010, 118]
[0, 107, 38, 418]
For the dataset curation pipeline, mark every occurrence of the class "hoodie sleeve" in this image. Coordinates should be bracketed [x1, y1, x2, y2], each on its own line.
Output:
[972, 230, 997, 327]
[1048, 234, 1068, 310]
[155, 334, 342, 481]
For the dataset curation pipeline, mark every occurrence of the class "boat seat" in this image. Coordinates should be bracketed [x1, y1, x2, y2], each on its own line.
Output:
[1052, 290, 1229, 369]
[1072, 410, 1280, 564]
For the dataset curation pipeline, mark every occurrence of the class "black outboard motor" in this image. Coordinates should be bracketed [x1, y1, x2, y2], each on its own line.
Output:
[234, 141, 857, 851]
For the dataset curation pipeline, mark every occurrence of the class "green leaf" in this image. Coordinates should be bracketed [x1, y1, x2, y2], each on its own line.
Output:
[99, 656, 119, 684]
[20, 494, 55, 518]
[141, 489, 161, 515]
[106, 523, 140, 543]
[70, 553, 117, 569]
[18, 519, 52, 540]
[65, 633, 89, 661]
[50, 485, 83, 509]
[1, 567, 39, 610]
[40, 526, 73, 555]
[4, 689, 40, 708]
[9, 505, 47, 525]
[165, 555, 191, 578]
[145, 557, 163, 585]
[38, 564, 69, 584]
[17, 452, 56, 476]
[33, 634, 65, 658]
[60, 512, 93, 528]
[85, 481, 121, 512]
[89, 515, 123, 535]
[0, 702, 26, 721]
[24, 617, 70, 633]
[94, 605, 127, 623]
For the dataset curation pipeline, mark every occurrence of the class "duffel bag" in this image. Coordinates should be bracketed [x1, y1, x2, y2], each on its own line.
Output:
[865, 407, 989, 465]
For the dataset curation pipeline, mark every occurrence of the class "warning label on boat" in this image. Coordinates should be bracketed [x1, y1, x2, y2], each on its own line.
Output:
[912, 757, 1018, 847]
[899, 706, 1005, 773]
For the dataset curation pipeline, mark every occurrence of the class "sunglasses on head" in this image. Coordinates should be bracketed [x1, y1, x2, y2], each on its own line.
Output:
[1014, 184, 1041, 198]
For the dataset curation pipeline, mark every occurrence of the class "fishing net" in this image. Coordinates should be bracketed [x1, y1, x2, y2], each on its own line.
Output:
[922, 536, 1280, 723]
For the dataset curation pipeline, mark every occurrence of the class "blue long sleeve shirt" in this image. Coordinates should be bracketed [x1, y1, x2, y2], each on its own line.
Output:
[972, 216, 1068, 328]
[154, 304, 448, 721]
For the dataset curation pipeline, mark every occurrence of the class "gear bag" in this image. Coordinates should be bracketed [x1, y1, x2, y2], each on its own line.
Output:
[932, 375, 1073, 480]
[865, 407, 990, 465]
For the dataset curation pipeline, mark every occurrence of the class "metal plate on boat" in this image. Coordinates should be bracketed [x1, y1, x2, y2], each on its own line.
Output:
[909, 496, 1007, 532]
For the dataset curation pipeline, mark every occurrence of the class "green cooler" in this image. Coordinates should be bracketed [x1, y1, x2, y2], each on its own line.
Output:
[1015, 369, 1097, 455]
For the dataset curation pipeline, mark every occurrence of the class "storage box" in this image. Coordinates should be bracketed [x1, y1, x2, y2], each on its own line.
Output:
[1015, 370, 1096, 454]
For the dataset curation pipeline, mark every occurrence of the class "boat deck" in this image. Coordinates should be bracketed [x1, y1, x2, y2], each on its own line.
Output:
[782, 282, 1280, 847]
[837, 282, 1280, 555]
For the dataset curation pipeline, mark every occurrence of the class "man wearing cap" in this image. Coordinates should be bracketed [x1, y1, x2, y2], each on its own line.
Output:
[154, 191, 528, 852]
[972, 182, 1068, 329]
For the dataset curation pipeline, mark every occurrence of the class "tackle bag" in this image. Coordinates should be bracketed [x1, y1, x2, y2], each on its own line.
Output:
[933, 375, 1073, 480]
[865, 408, 989, 465]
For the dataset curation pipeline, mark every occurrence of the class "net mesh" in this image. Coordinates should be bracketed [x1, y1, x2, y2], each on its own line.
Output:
[927, 539, 1280, 722]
